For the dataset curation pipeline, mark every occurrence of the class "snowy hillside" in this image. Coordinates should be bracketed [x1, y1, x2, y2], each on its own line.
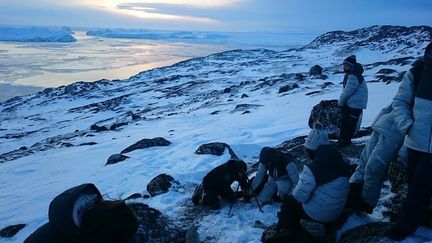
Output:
[0, 25, 431, 242]
[0, 26, 76, 42]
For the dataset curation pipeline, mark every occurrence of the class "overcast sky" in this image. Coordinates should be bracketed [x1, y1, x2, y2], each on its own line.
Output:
[1, 0, 431, 33]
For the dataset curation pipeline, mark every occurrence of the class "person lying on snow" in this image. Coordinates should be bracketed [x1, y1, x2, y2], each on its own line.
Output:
[272, 144, 350, 240]
[348, 103, 405, 214]
[24, 183, 138, 243]
[245, 147, 299, 205]
[192, 159, 250, 209]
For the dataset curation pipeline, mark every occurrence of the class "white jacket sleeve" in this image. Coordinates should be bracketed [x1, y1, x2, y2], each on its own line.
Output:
[293, 166, 316, 203]
[338, 75, 359, 107]
[285, 162, 299, 186]
[392, 71, 415, 133]
[251, 163, 267, 191]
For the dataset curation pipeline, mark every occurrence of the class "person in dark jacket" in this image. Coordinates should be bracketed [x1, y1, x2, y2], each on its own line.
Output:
[194, 159, 249, 209]
[24, 183, 138, 243]
[386, 42, 432, 241]
[246, 147, 299, 204]
[337, 55, 368, 147]
[273, 145, 350, 239]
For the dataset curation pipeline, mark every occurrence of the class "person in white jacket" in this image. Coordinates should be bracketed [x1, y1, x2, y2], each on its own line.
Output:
[247, 147, 299, 204]
[274, 144, 350, 239]
[348, 103, 405, 214]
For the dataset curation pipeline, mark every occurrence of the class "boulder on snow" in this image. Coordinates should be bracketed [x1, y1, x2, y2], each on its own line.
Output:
[121, 137, 171, 154]
[146, 173, 180, 197]
[195, 142, 238, 159]
[106, 154, 130, 165]
[129, 203, 185, 243]
[308, 100, 341, 133]
[278, 83, 299, 94]
[0, 224, 26, 238]
[90, 124, 109, 132]
[309, 65, 323, 76]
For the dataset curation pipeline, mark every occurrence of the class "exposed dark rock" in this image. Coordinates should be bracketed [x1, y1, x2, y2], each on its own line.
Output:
[146, 173, 180, 197]
[276, 136, 309, 169]
[90, 124, 109, 132]
[308, 100, 342, 134]
[86, 134, 95, 137]
[305, 91, 322, 96]
[295, 73, 306, 81]
[126, 193, 143, 200]
[339, 222, 394, 242]
[242, 111, 251, 114]
[279, 83, 299, 94]
[223, 87, 231, 93]
[210, 110, 220, 115]
[0, 130, 39, 139]
[377, 68, 398, 75]
[232, 104, 262, 113]
[110, 122, 128, 130]
[320, 82, 334, 89]
[241, 93, 249, 98]
[0, 224, 26, 238]
[227, 99, 234, 102]
[129, 203, 185, 243]
[79, 142, 97, 146]
[61, 142, 74, 147]
[106, 154, 130, 165]
[386, 160, 408, 222]
[19, 146, 28, 150]
[121, 137, 171, 154]
[195, 142, 238, 159]
[309, 65, 323, 76]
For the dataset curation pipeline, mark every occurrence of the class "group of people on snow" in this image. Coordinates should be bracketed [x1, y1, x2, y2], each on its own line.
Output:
[193, 42, 432, 242]
[24, 42, 431, 242]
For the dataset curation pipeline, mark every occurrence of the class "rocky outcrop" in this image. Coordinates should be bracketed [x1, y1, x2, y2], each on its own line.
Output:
[129, 203, 185, 243]
[339, 222, 393, 242]
[195, 142, 238, 159]
[146, 173, 180, 197]
[106, 154, 130, 165]
[121, 137, 171, 154]
[0, 224, 26, 238]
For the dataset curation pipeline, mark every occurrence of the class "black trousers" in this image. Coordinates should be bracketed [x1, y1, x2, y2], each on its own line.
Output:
[277, 196, 309, 230]
[339, 106, 362, 142]
[202, 186, 238, 209]
[396, 148, 432, 232]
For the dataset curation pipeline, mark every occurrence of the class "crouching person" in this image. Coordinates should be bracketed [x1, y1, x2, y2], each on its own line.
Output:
[247, 147, 299, 204]
[275, 145, 350, 238]
[24, 183, 138, 243]
[193, 159, 249, 209]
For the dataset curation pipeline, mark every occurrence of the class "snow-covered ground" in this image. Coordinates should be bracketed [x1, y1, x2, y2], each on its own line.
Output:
[0, 25, 431, 242]
[0, 26, 76, 42]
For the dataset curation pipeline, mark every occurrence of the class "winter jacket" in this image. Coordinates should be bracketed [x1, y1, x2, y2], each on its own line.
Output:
[338, 63, 368, 109]
[370, 104, 404, 140]
[392, 60, 432, 153]
[251, 148, 299, 202]
[24, 184, 102, 243]
[304, 126, 330, 151]
[203, 160, 249, 193]
[293, 145, 349, 222]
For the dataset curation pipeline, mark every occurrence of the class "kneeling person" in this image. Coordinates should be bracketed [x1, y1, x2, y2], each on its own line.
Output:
[248, 147, 299, 204]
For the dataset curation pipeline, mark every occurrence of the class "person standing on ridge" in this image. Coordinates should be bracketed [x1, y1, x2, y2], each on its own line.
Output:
[337, 55, 368, 147]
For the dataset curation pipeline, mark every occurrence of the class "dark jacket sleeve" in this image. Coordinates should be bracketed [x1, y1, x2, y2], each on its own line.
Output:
[24, 183, 101, 243]
[24, 223, 67, 243]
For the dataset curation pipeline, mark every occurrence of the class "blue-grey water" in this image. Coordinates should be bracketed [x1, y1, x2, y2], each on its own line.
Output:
[0, 31, 316, 102]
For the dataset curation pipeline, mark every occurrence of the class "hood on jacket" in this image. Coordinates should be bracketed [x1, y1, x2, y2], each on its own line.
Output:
[48, 183, 102, 241]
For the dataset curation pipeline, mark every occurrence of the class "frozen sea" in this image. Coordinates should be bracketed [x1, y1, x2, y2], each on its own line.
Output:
[0, 30, 316, 102]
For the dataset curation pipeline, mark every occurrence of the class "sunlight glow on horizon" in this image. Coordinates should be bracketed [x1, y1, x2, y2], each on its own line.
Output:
[71, 0, 242, 24]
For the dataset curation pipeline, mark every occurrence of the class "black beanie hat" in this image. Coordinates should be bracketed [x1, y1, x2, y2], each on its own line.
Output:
[343, 55, 357, 66]
[425, 42, 432, 60]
